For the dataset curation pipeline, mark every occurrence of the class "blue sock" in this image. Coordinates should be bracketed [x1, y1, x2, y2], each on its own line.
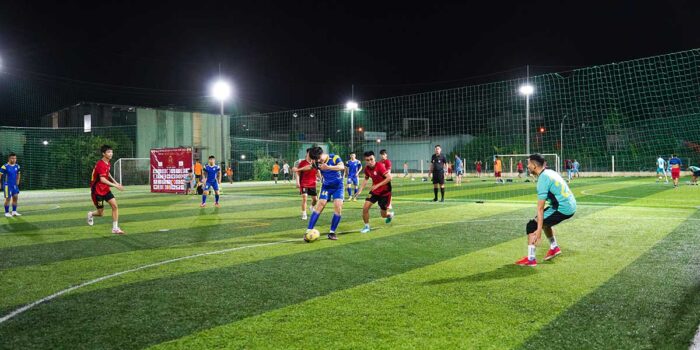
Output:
[330, 213, 341, 232]
[347, 187, 352, 197]
[215, 194, 220, 203]
[202, 195, 207, 204]
[354, 188, 358, 196]
[4, 205, 8, 213]
[12, 204, 16, 212]
[307, 211, 321, 230]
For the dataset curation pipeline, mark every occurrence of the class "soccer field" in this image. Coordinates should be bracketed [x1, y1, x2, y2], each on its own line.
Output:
[1, 177, 700, 349]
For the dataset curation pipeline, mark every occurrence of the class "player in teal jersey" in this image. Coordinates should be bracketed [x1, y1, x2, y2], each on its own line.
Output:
[688, 165, 700, 185]
[516, 154, 577, 267]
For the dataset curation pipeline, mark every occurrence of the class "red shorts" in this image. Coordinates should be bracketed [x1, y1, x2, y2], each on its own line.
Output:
[671, 168, 680, 179]
[495, 171, 502, 177]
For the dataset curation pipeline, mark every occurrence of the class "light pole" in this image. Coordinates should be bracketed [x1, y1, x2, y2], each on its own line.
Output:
[560, 114, 568, 174]
[211, 79, 232, 168]
[519, 84, 534, 155]
[345, 101, 358, 153]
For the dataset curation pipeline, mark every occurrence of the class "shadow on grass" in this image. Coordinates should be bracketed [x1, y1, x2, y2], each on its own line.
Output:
[424, 264, 538, 285]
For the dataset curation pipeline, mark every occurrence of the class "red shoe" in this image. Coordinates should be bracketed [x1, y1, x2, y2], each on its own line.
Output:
[515, 256, 537, 267]
[544, 246, 562, 261]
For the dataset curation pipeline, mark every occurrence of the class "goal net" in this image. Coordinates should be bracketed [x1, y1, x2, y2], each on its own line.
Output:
[114, 158, 150, 186]
[497, 154, 560, 177]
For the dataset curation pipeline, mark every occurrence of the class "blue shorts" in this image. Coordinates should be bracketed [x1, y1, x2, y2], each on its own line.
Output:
[204, 181, 219, 192]
[347, 177, 359, 186]
[3, 185, 19, 198]
[319, 184, 344, 201]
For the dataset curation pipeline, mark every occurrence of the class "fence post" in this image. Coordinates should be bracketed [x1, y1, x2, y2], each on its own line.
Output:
[612, 155, 615, 174]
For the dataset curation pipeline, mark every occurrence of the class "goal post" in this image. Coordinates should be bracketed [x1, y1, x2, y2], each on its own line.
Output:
[114, 158, 150, 186]
[496, 153, 560, 176]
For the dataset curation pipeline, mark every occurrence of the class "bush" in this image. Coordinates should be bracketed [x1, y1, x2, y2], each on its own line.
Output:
[253, 156, 276, 181]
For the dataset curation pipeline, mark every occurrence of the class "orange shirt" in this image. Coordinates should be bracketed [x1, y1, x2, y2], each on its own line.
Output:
[494, 159, 502, 172]
[226, 168, 233, 176]
[272, 164, 280, 174]
[194, 162, 203, 176]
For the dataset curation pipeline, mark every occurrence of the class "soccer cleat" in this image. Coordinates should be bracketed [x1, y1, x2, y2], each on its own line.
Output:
[4, 212, 12, 218]
[214, 203, 221, 208]
[440, 198, 444, 202]
[302, 213, 308, 220]
[87, 211, 94, 226]
[112, 228, 125, 235]
[515, 257, 537, 267]
[12, 211, 21, 216]
[360, 226, 371, 234]
[544, 246, 562, 261]
[432, 198, 438, 202]
[200, 203, 206, 208]
[385, 212, 394, 224]
[327, 233, 338, 240]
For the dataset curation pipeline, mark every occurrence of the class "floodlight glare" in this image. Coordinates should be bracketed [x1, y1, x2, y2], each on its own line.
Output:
[211, 80, 232, 101]
[345, 101, 358, 111]
[519, 84, 534, 96]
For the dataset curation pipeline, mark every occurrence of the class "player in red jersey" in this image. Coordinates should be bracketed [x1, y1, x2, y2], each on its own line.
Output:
[357, 151, 394, 233]
[87, 145, 125, 234]
[378, 149, 394, 210]
[293, 148, 319, 220]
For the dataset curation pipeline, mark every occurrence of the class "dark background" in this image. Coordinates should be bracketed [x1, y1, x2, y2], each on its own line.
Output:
[1, 0, 699, 124]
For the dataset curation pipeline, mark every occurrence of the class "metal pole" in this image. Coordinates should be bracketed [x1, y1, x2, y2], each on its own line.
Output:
[526, 96, 530, 155]
[560, 115, 568, 174]
[220, 100, 225, 168]
[350, 110, 354, 153]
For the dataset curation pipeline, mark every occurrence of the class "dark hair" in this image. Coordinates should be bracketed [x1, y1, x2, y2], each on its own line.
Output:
[671, 153, 676, 157]
[275, 161, 279, 164]
[8, 152, 16, 157]
[208, 155, 216, 159]
[100, 145, 112, 154]
[528, 153, 546, 167]
[379, 149, 387, 155]
[308, 146, 323, 161]
[363, 150, 375, 158]
[434, 145, 441, 148]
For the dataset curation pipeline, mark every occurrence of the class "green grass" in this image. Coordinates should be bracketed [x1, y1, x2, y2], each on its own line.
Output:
[1, 177, 699, 349]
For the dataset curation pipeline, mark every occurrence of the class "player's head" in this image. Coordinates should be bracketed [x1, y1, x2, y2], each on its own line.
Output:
[434, 145, 441, 154]
[527, 153, 546, 175]
[7, 152, 17, 164]
[379, 149, 388, 160]
[195, 158, 200, 163]
[308, 146, 323, 162]
[672, 153, 676, 158]
[208, 155, 216, 165]
[364, 151, 376, 166]
[349, 153, 356, 160]
[100, 145, 113, 160]
[275, 161, 278, 165]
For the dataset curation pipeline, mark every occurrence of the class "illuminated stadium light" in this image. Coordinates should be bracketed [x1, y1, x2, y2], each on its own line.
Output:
[519, 84, 534, 96]
[345, 101, 358, 111]
[211, 80, 232, 101]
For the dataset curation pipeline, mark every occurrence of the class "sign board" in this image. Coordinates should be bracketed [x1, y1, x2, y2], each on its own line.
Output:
[364, 131, 387, 141]
[150, 147, 193, 193]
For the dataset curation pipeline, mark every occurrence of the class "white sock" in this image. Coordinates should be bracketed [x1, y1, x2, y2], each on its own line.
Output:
[549, 236, 558, 249]
[113, 221, 118, 229]
[528, 245, 536, 261]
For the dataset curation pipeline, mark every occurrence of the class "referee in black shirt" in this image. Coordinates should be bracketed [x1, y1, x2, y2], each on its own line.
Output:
[429, 145, 447, 202]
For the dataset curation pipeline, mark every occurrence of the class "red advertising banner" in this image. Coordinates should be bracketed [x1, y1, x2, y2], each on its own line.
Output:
[150, 147, 193, 193]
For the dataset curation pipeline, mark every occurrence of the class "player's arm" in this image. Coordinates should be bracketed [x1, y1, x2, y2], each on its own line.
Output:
[218, 168, 222, 184]
[320, 161, 344, 171]
[356, 175, 370, 197]
[356, 164, 363, 177]
[100, 174, 124, 191]
[371, 172, 392, 192]
[428, 160, 433, 177]
[16, 170, 21, 186]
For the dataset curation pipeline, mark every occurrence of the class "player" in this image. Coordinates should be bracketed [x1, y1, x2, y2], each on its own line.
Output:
[656, 156, 668, 183]
[516, 154, 576, 267]
[305, 146, 345, 240]
[357, 151, 394, 233]
[184, 171, 194, 195]
[193, 159, 203, 183]
[494, 156, 503, 183]
[378, 149, 394, 210]
[272, 161, 280, 184]
[403, 162, 409, 178]
[226, 165, 233, 184]
[344, 153, 362, 201]
[688, 165, 700, 185]
[475, 160, 482, 178]
[87, 145, 125, 234]
[429, 145, 447, 202]
[516, 160, 524, 178]
[294, 148, 319, 220]
[1, 153, 22, 217]
[282, 161, 291, 183]
[201, 155, 221, 207]
[669, 154, 682, 188]
[573, 159, 580, 178]
[454, 155, 464, 185]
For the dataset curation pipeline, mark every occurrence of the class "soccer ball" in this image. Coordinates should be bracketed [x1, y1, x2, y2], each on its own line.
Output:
[304, 229, 320, 242]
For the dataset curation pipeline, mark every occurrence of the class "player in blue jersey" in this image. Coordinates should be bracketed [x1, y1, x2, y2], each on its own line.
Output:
[200, 155, 222, 208]
[345, 153, 362, 201]
[305, 146, 345, 240]
[516, 153, 577, 267]
[669, 154, 682, 188]
[656, 156, 668, 183]
[1, 153, 22, 217]
[454, 154, 464, 185]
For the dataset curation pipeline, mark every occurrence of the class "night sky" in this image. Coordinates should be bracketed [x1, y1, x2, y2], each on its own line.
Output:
[1, 1, 699, 115]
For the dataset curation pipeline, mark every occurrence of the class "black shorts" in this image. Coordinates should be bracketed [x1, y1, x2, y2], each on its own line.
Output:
[195, 174, 202, 182]
[526, 207, 574, 234]
[366, 192, 392, 210]
[92, 191, 115, 209]
[432, 173, 445, 185]
[284, 173, 290, 179]
[300, 187, 317, 197]
[693, 170, 700, 177]
[273, 174, 279, 179]
[186, 182, 192, 189]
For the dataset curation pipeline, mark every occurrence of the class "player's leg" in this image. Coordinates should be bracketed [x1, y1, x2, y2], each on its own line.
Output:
[11, 193, 20, 216]
[542, 225, 561, 260]
[440, 181, 445, 202]
[3, 190, 11, 217]
[307, 197, 327, 232]
[347, 180, 353, 198]
[381, 194, 393, 223]
[301, 192, 308, 220]
[515, 219, 539, 266]
[106, 197, 124, 234]
[213, 182, 220, 206]
[353, 178, 359, 199]
[327, 189, 344, 239]
[432, 182, 438, 201]
[361, 199, 373, 233]
[87, 193, 105, 226]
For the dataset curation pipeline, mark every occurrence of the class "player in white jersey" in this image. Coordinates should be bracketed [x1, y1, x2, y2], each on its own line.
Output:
[656, 156, 668, 184]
